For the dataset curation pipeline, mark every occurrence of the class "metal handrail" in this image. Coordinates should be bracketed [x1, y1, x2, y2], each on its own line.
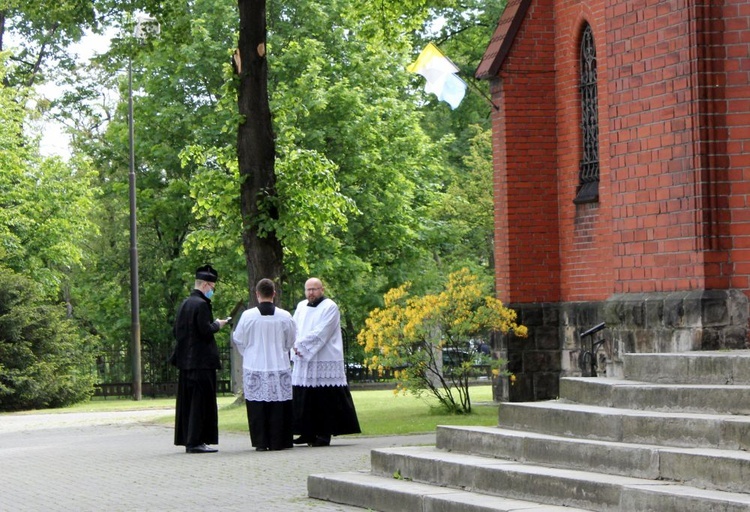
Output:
[579, 322, 606, 377]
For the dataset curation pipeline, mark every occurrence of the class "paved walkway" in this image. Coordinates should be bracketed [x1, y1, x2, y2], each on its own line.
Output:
[0, 409, 436, 511]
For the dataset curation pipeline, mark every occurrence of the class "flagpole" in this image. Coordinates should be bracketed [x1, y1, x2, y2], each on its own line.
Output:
[462, 75, 500, 111]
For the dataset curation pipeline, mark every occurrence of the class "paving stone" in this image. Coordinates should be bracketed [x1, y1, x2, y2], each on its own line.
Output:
[0, 409, 435, 512]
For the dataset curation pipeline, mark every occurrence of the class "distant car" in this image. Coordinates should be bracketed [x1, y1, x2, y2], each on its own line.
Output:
[442, 347, 472, 368]
[442, 346, 491, 378]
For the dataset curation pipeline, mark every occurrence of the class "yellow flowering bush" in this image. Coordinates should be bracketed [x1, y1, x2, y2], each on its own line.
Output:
[357, 268, 527, 413]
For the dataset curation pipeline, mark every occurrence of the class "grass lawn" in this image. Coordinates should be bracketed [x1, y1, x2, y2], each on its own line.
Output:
[7, 385, 499, 436]
[219, 385, 499, 435]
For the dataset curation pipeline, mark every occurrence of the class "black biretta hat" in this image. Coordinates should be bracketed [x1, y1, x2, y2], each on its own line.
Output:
[195, 264, 218, 283]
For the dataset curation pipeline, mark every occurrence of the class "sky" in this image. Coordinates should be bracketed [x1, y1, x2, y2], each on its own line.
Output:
[32, 31, 113, 159]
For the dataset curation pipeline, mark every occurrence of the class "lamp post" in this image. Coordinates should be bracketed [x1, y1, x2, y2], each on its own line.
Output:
[128, 14, 159, 401]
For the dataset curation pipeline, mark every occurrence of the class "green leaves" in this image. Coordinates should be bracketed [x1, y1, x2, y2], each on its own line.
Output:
[2, 0, 506, 407]
[0, 58, 100, 297]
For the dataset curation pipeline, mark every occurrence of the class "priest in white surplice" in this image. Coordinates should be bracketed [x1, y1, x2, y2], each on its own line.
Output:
[232, 278, 296, 451]
[291, 278, 361, 446]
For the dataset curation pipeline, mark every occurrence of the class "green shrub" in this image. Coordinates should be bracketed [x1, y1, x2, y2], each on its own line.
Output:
[358, 268, 527, 414]
[0, 271, 97, 411]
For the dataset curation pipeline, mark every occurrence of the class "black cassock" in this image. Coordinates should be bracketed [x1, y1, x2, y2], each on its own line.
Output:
[174, 369, 218, 447]
[245, 400, 294, 450]
[171, 289, 222, 448]
[292, 385, 361, 438]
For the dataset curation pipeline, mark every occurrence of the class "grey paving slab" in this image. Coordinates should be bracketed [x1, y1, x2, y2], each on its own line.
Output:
[0, 409, 436, 512]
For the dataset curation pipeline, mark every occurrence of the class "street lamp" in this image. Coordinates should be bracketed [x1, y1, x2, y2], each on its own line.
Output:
[128, 13, 159, 401]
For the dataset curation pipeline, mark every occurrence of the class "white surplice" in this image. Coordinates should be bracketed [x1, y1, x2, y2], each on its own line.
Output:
[232, 305, 296, 401]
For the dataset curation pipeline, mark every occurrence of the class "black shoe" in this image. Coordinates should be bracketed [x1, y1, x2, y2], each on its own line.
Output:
[255, 447, 269, 451]
[293, 436, 314, 445]
[186, 443, 218, 453]
[310, 436, 330, 447]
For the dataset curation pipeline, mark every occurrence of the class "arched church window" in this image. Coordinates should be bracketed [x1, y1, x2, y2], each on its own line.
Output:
[574, 23, 600, 204]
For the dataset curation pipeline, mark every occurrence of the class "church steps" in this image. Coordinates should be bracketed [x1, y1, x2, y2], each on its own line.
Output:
[559, 377, 750, 414]
[496, 400, 750, 449]
[307, 470, 592, 512]
[622, 351, 750, 384]
[309, 445, 750, 512]
[307, 351, 750, 511]
[436, 425, 750, 494]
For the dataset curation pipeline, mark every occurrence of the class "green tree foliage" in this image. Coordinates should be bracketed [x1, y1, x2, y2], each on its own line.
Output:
[358, 268, 527, 413]
[423, 125, 494, 274]
[2, 0, 508, 397]
[83, 0, 501, 371]
[0, 55, 100, 409]
[267, 0, 449, 322]
[0, 55, 99, 298]
[0, 151, 100, 295]
[0, 267, 97, 411]
[0, 0, 106, 87]
[63, 3, 247, 375]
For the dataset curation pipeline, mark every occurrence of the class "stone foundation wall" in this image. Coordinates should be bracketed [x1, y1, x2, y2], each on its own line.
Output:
[604, 290, 749, 377]
[493, 290, 749, 401]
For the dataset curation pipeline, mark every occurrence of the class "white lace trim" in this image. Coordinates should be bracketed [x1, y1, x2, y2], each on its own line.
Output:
[296, 334, 323, 359]
[291, 360, 348, 387]
[243, 370, 293, 401]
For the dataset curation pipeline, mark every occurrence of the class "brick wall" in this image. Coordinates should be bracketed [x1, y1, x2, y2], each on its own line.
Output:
[485, 0, 750, 400]
[602, 1, 750, 296]
[493, 0, 561, 304]
[556, 2, 614, 301]
[491, 0, 750, 302]
[724, 1, 750, 291]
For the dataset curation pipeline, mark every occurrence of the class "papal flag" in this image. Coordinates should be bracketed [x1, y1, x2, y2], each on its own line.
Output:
[407, 42, 467, 110]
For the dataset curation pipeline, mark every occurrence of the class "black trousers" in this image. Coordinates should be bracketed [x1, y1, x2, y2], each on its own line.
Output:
[174, 369, 218, 447]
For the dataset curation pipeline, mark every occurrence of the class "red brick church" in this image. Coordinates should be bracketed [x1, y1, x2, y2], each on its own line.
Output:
[477, 0, 750, 401]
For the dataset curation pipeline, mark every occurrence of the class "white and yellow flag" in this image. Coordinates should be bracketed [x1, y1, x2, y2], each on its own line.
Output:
[407, 42, 467, 109]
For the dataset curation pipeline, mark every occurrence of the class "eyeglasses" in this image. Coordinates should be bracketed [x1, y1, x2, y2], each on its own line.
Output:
[305, 287, 321, 292]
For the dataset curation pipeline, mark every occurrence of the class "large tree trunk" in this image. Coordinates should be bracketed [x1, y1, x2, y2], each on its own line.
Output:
[236, 0, 284, 304]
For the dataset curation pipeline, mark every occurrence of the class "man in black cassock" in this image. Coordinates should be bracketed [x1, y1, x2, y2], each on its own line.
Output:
[170, 265, 229, 453]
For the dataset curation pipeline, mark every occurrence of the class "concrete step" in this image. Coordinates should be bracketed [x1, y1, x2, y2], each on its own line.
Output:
[436, 425, 750, 494]
[307, 351, 750, 511]
[560, 377, 750, 414]
[497, 400, 750, 449]
[365, 446, 750, 512]
[622, 351, 750, 384]
[308, 470, 591, 512]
